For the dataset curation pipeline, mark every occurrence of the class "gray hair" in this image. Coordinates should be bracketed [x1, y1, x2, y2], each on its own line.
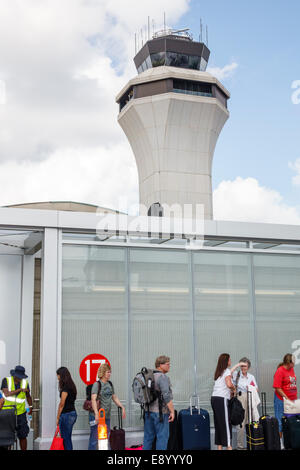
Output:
[239, 357, 251, 368]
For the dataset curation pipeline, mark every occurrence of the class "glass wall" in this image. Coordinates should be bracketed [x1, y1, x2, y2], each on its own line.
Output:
[193, 252, 255, 406]
[129, 249, 194, 426]
[253, 254, 300, 413]
[61, 245, 300, 429]
[61, 245, 128, 430]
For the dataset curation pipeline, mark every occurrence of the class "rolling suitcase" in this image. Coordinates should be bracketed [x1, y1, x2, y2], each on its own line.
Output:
[259, 392, 280, 450]
[246, 390, 264, 450]
[178, 395, 210, 450]
[109, 407, 125, 450]
[168, 409, 181, 450]
[282, 414, 300, 450]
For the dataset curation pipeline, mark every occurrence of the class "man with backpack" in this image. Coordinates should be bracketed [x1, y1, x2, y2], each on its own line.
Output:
[142, 356, 175, 450]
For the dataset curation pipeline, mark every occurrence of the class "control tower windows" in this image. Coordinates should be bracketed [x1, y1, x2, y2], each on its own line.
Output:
[173, 79, 212, 97]
[151, 52, 166, 68]
[200, 57, 208, 72]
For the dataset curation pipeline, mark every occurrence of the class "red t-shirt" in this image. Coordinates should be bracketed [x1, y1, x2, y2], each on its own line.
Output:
[273, 366, 297, 401]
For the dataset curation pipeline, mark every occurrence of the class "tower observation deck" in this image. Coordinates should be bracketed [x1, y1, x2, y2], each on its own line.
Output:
[116, 28, 230, 220]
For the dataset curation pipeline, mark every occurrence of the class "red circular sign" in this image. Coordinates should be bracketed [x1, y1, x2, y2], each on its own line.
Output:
[79, 354, 111, 386]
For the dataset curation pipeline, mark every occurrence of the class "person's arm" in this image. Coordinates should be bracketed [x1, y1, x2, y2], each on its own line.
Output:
[91, 393, 99, 424]
[166, 400, 175, 422]
[26, 387, 33, 415]
[112, 395, 126, 419]
[230, 362, 248, 375]
[2, 387, 26, 397]
[275, 388, 290, 401]
[0, 397, 4, 410]
[158, 375, 175, 422]
[273, 368, 290, 400]
[56, 391, 67, 426]
[225, 375, 236, 392]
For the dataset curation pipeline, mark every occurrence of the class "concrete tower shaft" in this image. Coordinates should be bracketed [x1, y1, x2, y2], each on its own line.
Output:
[116, 35, 230, 219]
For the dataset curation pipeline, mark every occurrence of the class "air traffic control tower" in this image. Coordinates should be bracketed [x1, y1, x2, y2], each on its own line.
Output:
[116, 28, 230, 219]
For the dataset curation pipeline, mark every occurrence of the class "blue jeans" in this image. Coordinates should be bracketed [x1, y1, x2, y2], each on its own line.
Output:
[274, 393, 284, 433]
[88, 413, 111, 450]
[143, 412, 169, 450]
[59, 410, 77, 450]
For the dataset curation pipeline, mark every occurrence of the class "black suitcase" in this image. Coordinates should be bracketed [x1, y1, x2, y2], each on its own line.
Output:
[246, 391, 264, 450]
[167, 410, 181, 450]
[259, 392, 280, 450]
[109, 407, 125, 450]
[178, 395, 210, 450]
[282, 414, 300, 450]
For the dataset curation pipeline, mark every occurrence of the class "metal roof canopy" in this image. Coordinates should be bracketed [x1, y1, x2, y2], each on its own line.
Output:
[0, 207, 300, 254]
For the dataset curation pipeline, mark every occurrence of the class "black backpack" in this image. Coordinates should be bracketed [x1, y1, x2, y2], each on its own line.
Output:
[229, 396, 245, 427]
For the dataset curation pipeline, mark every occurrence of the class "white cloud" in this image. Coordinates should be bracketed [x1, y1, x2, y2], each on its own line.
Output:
[290, 159, 300, 185]
[207, 62, 238, 81]
[0, 143, 139, 210]
[213, 177, 300, 225]
[0, 0, 190, 206]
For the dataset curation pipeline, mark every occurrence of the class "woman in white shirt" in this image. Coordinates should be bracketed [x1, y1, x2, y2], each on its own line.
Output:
[211, 353, 247, 450]
[232, 357, 258, 450]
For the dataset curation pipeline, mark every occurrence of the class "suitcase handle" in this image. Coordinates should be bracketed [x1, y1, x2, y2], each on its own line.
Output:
[261, 392, 267, 417]
[117, 406, 123, 429]
[189, 395, 200, 415]
[247, 390, 253, 423]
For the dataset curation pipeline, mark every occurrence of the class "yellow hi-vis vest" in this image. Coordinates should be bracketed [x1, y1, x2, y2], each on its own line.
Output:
[2, 376, 28, 415]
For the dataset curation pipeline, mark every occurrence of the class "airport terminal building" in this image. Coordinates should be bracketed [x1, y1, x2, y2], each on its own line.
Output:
[1, 29, 300, 449]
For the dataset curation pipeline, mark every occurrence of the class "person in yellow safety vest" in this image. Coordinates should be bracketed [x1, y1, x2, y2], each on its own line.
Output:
[1, 365, 33, 450]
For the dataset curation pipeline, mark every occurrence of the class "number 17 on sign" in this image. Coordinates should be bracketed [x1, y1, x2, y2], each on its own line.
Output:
[79, 354, 111, 385]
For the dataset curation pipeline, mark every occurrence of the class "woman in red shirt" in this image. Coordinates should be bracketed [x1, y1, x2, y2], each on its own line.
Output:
[273, 353, 297, 438]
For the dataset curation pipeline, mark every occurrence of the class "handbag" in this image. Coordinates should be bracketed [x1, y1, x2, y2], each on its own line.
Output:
[83, 381, 101, 412]
[50, 426, 64, 450]
[284, 398, 300, 415]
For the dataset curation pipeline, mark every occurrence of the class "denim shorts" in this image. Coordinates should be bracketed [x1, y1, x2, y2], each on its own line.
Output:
[274, 393, 284, 433]
[16, 412, 30, 439]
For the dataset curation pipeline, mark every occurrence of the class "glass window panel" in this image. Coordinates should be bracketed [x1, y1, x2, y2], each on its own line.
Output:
[151, 52, 165, 67]
[145, 55, 152, 69]
[166, 52, 178, 67]
[253, 254, 300, 412]
[189, 55, 200, 70]
[61, 245, 128, 431]
[193, 252, 254, 413]
[129, 248, 194, 426]
[200, 57, 208, 72]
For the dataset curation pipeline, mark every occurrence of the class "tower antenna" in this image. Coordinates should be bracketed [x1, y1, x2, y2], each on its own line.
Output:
[200, 18, 203, 42]
[135, 32, 137, 55]
[206, 25, 208, 46]
[148, 16, 150, 40]
[164, 12, 166, 33]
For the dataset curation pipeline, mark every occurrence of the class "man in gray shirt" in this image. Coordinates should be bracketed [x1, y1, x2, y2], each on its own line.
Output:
[143, 356, 175, 450]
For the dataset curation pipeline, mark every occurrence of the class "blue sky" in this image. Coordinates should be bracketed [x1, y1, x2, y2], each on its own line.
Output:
[177, 0, 300, 208]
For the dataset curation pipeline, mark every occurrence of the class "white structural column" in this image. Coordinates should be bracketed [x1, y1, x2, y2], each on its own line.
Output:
[117, 67, 230, 219]
[19, 255, 35, 381]
[37, 228, 60, 449]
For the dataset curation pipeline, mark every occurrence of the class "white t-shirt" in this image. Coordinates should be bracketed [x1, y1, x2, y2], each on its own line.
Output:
[212, 368, 232, 400]
[232, 370, 258, 394]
